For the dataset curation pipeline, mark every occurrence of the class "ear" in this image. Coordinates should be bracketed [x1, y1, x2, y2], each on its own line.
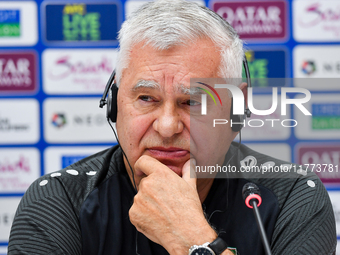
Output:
[238, 82, 248, 108]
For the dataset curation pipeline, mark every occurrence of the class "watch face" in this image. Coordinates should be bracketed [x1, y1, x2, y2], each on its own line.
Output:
[192, 247, 214, 255]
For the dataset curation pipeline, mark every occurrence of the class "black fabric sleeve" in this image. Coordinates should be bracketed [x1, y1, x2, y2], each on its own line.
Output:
[8, 175, 82, 255]
[270, 174, 337, 255]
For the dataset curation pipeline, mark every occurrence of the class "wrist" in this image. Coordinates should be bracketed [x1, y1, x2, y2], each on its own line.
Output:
[188, 233, 234, 255]
[166, 223, 217, 255]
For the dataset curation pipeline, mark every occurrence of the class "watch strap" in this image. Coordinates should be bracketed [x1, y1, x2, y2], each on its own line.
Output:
[208, 237, 228, 255]
[189, 242, 215, 255]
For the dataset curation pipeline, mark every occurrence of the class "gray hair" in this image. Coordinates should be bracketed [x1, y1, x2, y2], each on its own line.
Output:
[116, 0, 244, 86]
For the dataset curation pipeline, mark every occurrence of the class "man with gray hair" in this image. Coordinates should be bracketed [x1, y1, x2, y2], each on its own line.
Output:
[9, 1, 336, 254]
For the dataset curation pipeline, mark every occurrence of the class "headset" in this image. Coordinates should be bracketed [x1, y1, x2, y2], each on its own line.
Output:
[99, 55, 252, 132]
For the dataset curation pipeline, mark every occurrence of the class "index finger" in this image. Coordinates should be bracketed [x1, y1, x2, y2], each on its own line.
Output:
[134, 155, 170, 176]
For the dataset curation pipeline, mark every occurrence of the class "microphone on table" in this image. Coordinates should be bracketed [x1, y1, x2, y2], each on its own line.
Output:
[242, 182, 272, 255]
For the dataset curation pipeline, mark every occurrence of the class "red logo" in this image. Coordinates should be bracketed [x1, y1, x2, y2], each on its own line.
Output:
[0, 51, 37, 93]
[0, 155, 31, 173]
[212, 0, 287, 41]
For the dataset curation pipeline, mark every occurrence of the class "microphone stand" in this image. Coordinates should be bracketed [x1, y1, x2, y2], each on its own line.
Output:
[251, 199, 272, 255]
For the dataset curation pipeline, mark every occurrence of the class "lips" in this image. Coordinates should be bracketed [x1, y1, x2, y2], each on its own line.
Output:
[147, 147, 189, 159]
[146, 147, 190, 176]
[148, 147, 190, 160]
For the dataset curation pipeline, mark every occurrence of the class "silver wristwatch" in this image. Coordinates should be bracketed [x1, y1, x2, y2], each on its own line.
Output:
[189, 242, 216, 255]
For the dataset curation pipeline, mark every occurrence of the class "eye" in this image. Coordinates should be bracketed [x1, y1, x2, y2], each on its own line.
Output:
[139, 95, 156, 102]
[184, 99, 201, 106]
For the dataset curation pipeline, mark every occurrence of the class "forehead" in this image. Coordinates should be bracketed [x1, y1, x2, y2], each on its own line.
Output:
[120, 38, 222, 90]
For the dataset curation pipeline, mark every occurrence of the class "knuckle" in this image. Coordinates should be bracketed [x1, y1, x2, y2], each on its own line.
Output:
[129, 207, 135, 221]
[139, 177, 150, 190]
[129, 205, 138, 223]
[132, 193, 141, 207]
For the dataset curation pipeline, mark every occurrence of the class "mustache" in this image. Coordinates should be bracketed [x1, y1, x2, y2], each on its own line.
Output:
[143, 136, 190, 150]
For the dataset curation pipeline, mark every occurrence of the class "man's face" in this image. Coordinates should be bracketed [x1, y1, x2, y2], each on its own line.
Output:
[116, 38, 237, 187]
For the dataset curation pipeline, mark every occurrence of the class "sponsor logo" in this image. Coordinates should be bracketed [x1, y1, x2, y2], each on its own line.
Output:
[212, 0, 287, 41]
[51, 113, 67, 128]
[48, 55, 112, 79]
[0, 2, 37, 46]
[0, 155, 30, 172]
[293, 0, 340, 42]
[293, 46, 340, 90]
[44, 146, 109, 173]
[0, 99, 39, 144]
[0, 52, 37, 93]
[0, 10, 20, 37]
[301, 60, 316, 75]
[72, 113, 106, 126]
[44, 3, 120, 44]
[312, 103, 340, 130]
[43, 98, 117, 143]
[42, 49, 117, 94]
[50, 112, 105, 128]
[297, 144, 340, 183]
[244, 50, 287, 87]
[0, 148, 40, 192]
[295, 94, 340, 139]
[0, 197, 21, 242]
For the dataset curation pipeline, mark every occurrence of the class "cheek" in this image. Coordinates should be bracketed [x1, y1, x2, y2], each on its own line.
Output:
[190, 116, 232, 166]
[117, 113, 152, 147]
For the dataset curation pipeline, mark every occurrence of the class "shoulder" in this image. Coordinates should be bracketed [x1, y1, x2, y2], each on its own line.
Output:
[8, 145, 124, 254]
[232, 143, 336, 254]
[17, 145, 122, 217]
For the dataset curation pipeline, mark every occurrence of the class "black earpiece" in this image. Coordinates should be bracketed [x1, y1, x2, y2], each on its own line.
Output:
[107, 83, 118, 122]
[99, 70, 118, 122]
[99, 55, 252, 130]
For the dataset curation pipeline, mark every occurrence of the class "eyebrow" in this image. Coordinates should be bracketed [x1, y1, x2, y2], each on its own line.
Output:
[131, 79, 203, 95]
[132, 80, 160, 91]
[178, 84, 203, 95]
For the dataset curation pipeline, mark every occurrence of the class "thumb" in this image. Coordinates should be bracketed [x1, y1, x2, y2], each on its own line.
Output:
[182, 158, 197, 190]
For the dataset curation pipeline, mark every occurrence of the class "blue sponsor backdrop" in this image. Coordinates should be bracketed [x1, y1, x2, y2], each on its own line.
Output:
[0, 0, 340, 252]
[44, 3, 119, 43]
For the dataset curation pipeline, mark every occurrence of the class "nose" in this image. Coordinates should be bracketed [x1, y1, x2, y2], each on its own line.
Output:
[153, 102, 184, 138]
